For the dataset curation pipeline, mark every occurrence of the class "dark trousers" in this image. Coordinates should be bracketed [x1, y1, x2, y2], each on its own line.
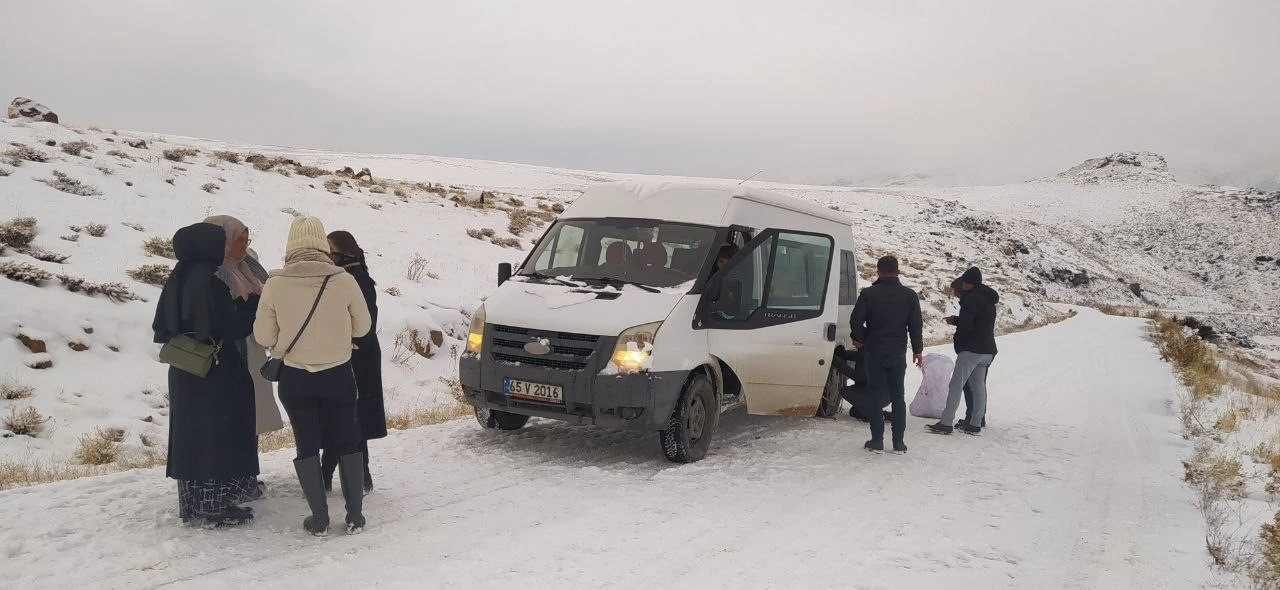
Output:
[278, 363, 360, 460]
[863, 351, 907, 444]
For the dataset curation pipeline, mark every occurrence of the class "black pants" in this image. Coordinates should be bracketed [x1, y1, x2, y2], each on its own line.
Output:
[863, 351, 907, 444]
[278, 363, 360, 460]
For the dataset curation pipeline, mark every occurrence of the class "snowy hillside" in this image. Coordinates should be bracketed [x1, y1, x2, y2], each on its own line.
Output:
[2, 119, 1277, 467]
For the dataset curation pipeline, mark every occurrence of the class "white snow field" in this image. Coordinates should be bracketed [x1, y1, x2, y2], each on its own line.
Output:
[4, 308, 1212, 589]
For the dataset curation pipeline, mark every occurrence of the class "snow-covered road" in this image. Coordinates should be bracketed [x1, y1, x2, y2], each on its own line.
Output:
[5, 308, 1210, 589]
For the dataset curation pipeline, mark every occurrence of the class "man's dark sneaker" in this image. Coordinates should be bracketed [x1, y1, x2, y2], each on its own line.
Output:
[926, 423, 953, 435]
[957, 423, 982, 435]
[892, 441, 908, 454]
[956, 418, 969, 428]
[864, 439, 884, 452]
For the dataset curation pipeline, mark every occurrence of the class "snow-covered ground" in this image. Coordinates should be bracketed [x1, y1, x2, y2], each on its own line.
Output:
[3, 308, 1215, 589]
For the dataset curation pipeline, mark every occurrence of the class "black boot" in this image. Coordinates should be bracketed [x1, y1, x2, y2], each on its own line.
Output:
[293, 456, 330, 536]
[338, 453, 366, 534]
[320, 450, 338, 493]
[863, 439, 884, 452]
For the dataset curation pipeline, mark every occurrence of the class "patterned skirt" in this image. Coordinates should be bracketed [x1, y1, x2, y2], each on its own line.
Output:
[178, 478, 262, 520]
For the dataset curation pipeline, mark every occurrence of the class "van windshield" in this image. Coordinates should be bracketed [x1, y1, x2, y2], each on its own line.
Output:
[519, 219, 721, 289]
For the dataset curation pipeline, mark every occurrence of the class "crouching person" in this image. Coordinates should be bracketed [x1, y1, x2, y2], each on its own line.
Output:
[254, 217, 372, 535]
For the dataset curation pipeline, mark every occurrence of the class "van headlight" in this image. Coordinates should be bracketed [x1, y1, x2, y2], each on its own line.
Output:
[466, 304, 486, 354]
[611, 321, 662, 373]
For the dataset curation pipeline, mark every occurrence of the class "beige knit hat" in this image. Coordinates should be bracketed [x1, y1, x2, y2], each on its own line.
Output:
[285, 216, 329, 254]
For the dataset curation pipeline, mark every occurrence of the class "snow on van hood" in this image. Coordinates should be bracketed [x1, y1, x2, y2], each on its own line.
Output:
[485, 279, 689, 336]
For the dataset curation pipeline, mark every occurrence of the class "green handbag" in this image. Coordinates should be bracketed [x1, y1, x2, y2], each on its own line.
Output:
[159, 333, 223, 378]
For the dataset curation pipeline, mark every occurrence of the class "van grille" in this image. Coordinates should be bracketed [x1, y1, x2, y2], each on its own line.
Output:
[489, 324, 602, 372]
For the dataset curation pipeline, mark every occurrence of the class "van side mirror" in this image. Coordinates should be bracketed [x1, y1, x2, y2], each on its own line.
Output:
[497, 263, 512, 285]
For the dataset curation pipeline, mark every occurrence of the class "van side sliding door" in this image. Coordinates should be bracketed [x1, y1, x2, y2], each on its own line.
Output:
[697, 229, 835, 415]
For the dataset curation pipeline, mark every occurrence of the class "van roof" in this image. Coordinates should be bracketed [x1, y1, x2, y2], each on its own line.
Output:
[561, 181, 853, 227]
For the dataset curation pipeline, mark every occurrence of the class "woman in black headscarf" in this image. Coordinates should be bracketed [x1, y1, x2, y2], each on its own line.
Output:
[152, 223, 259, 527]
[320, 230, 386, 494]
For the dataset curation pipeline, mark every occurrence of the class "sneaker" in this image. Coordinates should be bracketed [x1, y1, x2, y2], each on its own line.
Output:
[892, 441, 908, 454]
[925, 423, 953, 435]
[956, 418, 969, 428]
[957, 423, 982, 436]
[864, 439, 884, 452]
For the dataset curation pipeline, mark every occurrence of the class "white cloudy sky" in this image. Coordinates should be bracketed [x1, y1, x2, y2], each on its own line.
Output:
[3, 0, 1278, 186]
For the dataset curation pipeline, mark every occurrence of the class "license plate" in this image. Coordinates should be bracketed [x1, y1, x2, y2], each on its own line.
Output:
[503, 378, 563, 403]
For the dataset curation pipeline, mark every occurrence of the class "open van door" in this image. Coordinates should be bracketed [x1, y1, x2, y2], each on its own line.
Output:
[697, 229, 835, 415]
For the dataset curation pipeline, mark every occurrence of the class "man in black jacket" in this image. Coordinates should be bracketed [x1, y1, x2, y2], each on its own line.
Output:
[929, 267, 998, 435]
[850, 256, 923, 453]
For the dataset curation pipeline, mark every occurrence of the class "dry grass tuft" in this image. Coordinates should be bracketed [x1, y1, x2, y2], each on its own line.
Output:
[1, 381, 34, 400]
[73, 428, 124, 465]
[258, 427, 296, 453]
[161, 148, 199, 162]
[213, 150, 242, 164]
[127, 264, 172, 286]
[0, 459, 103, 490]
[490, 236, 523, 249]
[1213, 409, 1240, 433]
[85, 223, 107, 237]
[2, 144, 51, 165]
[1151, 314, 1224, 399]
[58, 274, 144, 302]
[60, 140, 95, 157]
[144, 236, 176, 259]
[39, 170, 102, 196]
[0, 216, 38, 249]
[294, 165, 328, 178]
[384, 286, 402, 297]
[406, 254, 430, 282]
[4, 406, 48, 436]
[0, 261, 54, 286]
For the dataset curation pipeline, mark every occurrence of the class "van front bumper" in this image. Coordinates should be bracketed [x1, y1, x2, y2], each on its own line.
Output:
[459, 353, 688, 430]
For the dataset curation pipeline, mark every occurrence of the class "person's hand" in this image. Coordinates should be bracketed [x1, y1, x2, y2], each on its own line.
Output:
[851, 339, 863, 350]
[913, 353, 923, 367]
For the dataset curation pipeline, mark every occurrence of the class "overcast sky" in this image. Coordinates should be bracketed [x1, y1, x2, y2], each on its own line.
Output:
[3, 0, 1278, 187]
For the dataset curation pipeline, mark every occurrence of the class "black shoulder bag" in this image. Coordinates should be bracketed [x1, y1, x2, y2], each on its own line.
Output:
[260, 275, 331, 382]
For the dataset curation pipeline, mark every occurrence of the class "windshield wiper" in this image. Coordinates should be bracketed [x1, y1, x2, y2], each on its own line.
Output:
[579, 276, 662, 293]
[520, 272, 583, 288]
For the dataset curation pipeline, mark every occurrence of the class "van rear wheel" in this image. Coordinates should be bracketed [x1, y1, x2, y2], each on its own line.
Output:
[659, 373, 716, 463]
[475, 407, 530, 431]
[815, 362, 843, 418]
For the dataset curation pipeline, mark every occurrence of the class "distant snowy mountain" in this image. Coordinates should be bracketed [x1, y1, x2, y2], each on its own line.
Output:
[2, 118, 1277, 467]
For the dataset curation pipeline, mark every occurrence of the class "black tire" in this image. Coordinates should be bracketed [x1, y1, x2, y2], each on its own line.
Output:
[815, 362, 843, 418]
[659, 373, 717, 463]
[475, 407, 530, 431]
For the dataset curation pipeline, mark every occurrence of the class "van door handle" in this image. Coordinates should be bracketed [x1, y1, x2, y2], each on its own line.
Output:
[824, 323, 837, 342]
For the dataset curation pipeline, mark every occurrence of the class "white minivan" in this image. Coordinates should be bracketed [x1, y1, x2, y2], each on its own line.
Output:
[458, 181, 859, 462]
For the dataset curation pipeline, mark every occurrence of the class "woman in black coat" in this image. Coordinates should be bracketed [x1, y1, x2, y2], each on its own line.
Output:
[152, 223, 259, 527]
[321, 230, 387, 493]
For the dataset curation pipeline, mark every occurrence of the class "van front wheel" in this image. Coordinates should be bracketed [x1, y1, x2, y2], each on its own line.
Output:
[659, 373, 716, 463]
[475, 407, 530, 431]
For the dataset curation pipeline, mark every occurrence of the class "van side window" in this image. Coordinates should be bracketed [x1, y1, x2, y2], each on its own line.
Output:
[838, 249, 857, 305]
[709, 230, 834, 325]
[712, 237, 773, 321]
[766, 233, 833, 311]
